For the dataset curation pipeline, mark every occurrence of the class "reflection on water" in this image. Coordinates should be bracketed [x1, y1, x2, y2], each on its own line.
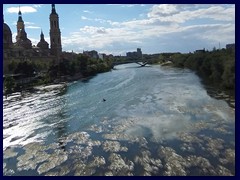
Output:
[3, 64, 235, 176]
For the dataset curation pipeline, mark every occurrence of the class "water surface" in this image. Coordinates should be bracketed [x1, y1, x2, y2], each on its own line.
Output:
[3, 64, 235, 176]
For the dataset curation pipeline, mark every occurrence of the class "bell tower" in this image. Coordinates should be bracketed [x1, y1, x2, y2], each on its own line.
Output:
[16, 6, 25, 42]
[49, 4, 62, 61]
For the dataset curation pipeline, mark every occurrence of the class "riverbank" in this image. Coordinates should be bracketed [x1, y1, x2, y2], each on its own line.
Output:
[3, 70, 102, 97]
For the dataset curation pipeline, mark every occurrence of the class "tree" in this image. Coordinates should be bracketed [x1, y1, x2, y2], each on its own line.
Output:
[4, 76, 16, 94]
[221, 58, 235, 89]
[172, 53, 188, 67]
[78, 54, 88, 72]
[8, 61, 17, 72]
[14, 61, 35, 77]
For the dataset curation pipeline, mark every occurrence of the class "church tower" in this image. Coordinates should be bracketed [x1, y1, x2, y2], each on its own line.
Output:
[16, 7, 24, 42]
[15, 7, 32, 49]
[49, 4, 62, 60]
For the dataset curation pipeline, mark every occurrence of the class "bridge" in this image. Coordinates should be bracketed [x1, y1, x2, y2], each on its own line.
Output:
[112, 59, 150, 68]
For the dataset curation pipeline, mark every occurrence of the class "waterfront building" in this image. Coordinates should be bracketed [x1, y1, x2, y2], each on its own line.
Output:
[3, 4, 62, 74]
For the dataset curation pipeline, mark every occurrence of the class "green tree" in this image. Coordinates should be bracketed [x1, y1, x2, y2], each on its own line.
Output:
[48, 64, 58, 81]
[8, 61, 17, 72]
[199, 57, 212, 79]
[221, 58, 235, 89]
[172, 53, 189, 67]
[14, 61, 35, 77]
[4, 76, 16, 94]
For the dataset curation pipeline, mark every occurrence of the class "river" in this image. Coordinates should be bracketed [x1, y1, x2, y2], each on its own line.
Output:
[3, 63, 235, 176]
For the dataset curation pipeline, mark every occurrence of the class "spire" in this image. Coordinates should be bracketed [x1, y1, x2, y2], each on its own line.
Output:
[40, 29, 44, 41]
[18, 6, 22, 16]
[51, 4, 57, 14]
[18, 6, 23, 22]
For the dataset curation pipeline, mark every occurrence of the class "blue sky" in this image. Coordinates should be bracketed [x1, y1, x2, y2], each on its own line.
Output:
[3, 4, 235, 55]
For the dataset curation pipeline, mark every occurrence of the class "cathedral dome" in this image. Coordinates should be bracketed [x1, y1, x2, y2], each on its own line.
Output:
[16, 38, 32, 49]
[3, 22, 13, 48]
[37, 31, 49, 49]
[37, 41, 49, 49]
[3, 23, 11, 34]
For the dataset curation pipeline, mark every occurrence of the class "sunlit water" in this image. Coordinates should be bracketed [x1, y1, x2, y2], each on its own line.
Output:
[3, 64, 235, 176]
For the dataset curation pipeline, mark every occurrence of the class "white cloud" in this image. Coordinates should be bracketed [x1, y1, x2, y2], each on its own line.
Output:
[83, 10, 93, 13]
[192, 23, 235, 43]
[121, 4, 135, 8]
[33, 4, 43, 8]
[25, 26, 41, 29]
[148, 4, 178, 17]
[63, 25, 145, 52]
[147, 4, 235, 24]
[80, 16, 120, 26]
[79, 26, 108, 35]
[24, 21, 35, 25]
[81, 16, 89, 20]
[6, 6, 37, 13]
[94, 18, 106, 24]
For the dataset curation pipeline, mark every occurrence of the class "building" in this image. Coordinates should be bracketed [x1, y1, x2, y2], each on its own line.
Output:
[37, 30, 49, 50]
[49, 4, 62, 60]
[62, 50, 78, 61]
[3, 15, 13, 50]
[98, 53, 104, 60]
[226, 43, 235, 50]
[3, 4, 62, 74]
[126, 48, 142, 60]
[194, 48, 205, 53]
[15, 9, 32, 49]
[83, 50, 99, 59]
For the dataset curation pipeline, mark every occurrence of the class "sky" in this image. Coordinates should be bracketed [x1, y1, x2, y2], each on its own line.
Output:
[3, 4, 235, 55]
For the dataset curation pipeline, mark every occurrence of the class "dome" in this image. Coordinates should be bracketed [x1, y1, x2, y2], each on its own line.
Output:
[37, 41, 49, 49]
[3, 23, 11, 34]
[3, 22, 13, 48]
[37, 31, 49, 49]
[16, 38, 32, 49]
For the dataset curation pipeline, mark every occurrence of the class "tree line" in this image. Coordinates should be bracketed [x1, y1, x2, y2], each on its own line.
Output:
[4, 54, 113, 94]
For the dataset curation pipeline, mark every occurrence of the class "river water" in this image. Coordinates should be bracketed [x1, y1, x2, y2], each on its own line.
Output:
[3, 64, 235, 176]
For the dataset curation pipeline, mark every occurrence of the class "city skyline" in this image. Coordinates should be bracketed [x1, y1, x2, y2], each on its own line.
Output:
[3, 4, 235, 55]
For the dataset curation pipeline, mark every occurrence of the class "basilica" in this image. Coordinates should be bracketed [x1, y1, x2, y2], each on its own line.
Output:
[3, 4, 62, 74]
